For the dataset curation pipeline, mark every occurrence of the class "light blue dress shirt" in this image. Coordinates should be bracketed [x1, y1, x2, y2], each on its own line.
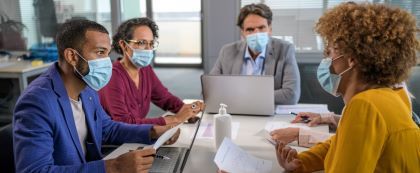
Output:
[241, 46, 266, 75]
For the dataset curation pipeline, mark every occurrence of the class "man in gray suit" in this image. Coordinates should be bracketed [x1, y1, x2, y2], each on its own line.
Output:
[210, 3, 300, 105]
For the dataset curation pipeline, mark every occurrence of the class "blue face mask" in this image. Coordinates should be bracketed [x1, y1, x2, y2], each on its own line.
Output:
[246, 32, 269, 53]
[317, 55, 352, 97]
[74, 51, 112, 91]
[125, 41, 154, 68]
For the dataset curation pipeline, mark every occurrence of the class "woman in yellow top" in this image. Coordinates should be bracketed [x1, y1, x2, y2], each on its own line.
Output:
[276, 2, 420, 172]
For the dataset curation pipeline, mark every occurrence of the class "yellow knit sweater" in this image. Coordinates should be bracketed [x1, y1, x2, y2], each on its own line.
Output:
[295, 88, 420, 173]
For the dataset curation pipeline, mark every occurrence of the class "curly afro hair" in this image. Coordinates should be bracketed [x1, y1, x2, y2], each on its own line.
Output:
[112, 17, 159, 55]
[316, 2, 419, 86]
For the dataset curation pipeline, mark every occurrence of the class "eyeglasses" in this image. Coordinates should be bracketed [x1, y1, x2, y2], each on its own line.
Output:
[126, 39, 159, 50]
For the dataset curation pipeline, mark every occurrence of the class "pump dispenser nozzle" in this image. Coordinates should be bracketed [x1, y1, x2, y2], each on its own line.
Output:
[219, 103, 227, 115]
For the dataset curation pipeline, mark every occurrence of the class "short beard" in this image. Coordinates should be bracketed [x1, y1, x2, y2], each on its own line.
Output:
[74, 58, 89, 78]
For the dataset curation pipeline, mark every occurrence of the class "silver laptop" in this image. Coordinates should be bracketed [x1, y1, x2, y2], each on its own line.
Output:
[147, 111, 204, 173]
[201, 75, 275, 116]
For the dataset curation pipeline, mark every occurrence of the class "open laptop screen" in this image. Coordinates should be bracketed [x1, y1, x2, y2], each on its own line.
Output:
[201, 75, 275, 116]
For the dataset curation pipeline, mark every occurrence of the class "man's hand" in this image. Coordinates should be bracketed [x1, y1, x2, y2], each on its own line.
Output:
[164, 128, 180, 145]
[291, 112, 322, 127]
[105, 148, 155, 173]
[270, 127, 299, 144]
[150, 125, 181, 145]
[275, 141, 302, 171]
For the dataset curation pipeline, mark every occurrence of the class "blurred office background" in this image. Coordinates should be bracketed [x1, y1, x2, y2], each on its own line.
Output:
[0, 0, 419, 127]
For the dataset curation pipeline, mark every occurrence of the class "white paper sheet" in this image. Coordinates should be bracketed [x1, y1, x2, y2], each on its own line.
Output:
[103, 143, 142, 160]
[214, 138, 272, 173]
[196, 122, 240, 139]
[275, 104, 329, 115]
[262, 121, 330, 147]
[146, 124, 182, 150]
[264, 121, 310, 132]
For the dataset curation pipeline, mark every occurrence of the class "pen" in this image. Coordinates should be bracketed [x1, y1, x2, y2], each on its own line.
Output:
[289, 112, 298, 116]
[155, 154, 171, 160]
[129, 150, 171, 160]
[289, 112, 310, 123]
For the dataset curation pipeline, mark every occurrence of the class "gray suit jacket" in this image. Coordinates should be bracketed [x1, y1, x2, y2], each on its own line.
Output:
[210, 38, 301, 104]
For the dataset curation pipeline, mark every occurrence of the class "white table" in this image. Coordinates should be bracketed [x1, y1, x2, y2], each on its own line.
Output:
[0, 59, 53, 93]
[177, 113, 329, 173]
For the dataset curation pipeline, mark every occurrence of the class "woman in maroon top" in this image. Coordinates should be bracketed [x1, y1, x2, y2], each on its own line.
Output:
[99, 18, 204, 125]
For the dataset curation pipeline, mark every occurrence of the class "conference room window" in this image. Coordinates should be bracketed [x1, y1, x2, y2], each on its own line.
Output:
[151, 0, 202, 66]
[0, 0, 112, 52]
[120, 0, 147, 21]
[241, 0, 420, 54]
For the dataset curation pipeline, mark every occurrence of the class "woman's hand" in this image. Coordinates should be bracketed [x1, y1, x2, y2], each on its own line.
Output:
[275, 141, 302, 171]
[191, 101, 206, 113]
[165, 101, 206, 124]
[270, 127, 299, 144]
[291, 112, 322, 127]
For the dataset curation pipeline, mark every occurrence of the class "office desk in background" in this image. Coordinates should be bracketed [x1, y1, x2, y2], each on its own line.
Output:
[0, 59, 53, 93]
[181, 113, 329, 173]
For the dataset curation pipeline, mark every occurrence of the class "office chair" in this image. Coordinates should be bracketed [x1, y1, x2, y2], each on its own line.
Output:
[298, 63, 345, 114]
[0, 124, 14, 173]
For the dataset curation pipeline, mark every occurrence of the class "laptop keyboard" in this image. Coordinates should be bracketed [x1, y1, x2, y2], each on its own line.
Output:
[150, 147, 188, 173]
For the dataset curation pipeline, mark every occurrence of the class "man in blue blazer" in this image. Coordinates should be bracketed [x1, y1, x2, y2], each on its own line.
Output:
[13, 19, 178, 173]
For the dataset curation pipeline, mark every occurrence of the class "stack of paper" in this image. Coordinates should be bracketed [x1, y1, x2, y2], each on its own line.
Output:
[275, 104, 329, 115]
[264, 121, 310, 132]
[214, 138, 272, 173]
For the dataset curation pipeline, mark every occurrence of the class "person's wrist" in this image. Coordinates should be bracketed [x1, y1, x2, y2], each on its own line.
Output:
[150, 126, 159, 139]
[164, 116, 180, 124]
[105, 159, 119, 173]
[319, 113, 331, 124]
[293, 128, 299, 140]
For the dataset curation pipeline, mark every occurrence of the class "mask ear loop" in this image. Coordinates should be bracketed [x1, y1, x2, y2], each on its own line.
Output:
[72, 49, 88, 63]
[330, 54, 352, 76]
[71, 49, 89, 78]
[124, 40, 138, 59]
[338, 66, 353, 76]
[331, 55, 344, 61]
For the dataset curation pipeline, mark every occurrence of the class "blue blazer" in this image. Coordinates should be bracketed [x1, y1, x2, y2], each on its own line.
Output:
[13, 63, 154, 173]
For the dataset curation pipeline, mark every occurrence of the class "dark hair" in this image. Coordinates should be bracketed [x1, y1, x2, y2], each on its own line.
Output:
[55, 19, 109, 61]
[237, 3, 272, 29]
[112, 17, 159, 54]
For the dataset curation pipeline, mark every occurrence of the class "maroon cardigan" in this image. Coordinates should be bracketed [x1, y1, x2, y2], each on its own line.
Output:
[99, 60, 184, 125]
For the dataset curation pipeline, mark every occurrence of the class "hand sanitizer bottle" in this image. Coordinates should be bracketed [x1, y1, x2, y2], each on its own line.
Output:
[214, 103, 232, 150]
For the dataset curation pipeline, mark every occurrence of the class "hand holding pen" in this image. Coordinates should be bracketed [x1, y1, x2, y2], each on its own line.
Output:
[289, 112, 310, 123]
[290, 112, 323, 127]
[105, 148, 155, 173]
